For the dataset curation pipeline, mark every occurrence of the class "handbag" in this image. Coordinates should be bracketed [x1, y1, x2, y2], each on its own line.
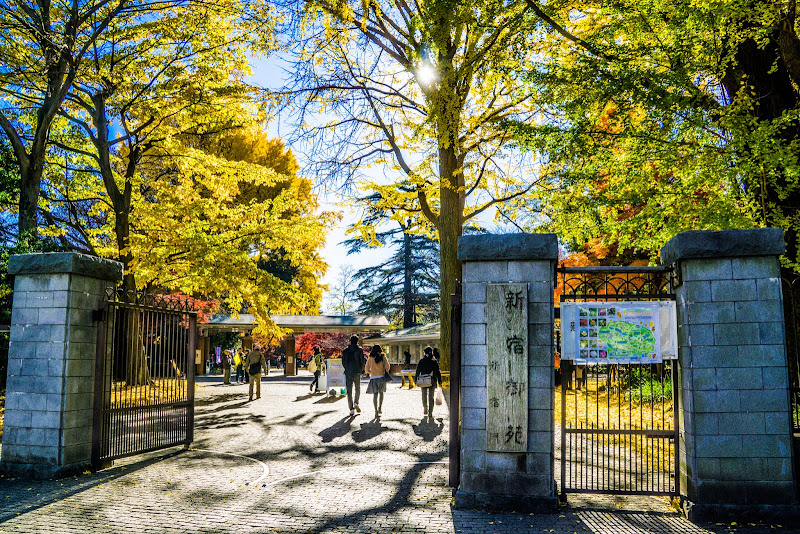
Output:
[416, 373, 432, 387]
[435, 389, 443, 405]
[308, 359, 317, 373]
[383, 369, 394, 382]
[248, 362, 261, 375]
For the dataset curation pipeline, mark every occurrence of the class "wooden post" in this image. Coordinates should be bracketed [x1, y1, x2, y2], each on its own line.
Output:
[285, 334, 296, 376]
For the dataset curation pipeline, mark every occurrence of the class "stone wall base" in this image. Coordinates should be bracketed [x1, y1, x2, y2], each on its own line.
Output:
[454, 489, 558, 513]
[0, 460, 91, 480]
[682, 500, 800, 525]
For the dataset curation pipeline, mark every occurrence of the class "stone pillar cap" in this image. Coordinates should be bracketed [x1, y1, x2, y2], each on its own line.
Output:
[8, 252, 123, 281]
[660, 228, 785, 266]
[458, 233, 558, 261]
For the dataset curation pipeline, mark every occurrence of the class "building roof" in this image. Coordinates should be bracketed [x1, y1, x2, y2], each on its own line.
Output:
[378, 322, 440, 344]
[200, 314, 390, 334]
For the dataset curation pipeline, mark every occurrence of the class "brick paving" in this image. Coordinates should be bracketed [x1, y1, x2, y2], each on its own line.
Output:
[0, 373, 793, 533]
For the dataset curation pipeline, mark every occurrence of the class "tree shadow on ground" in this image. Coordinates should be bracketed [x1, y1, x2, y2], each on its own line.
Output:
[352, 420, 385, 443]
[314, 395, 345, 404]
[412, 417, 444, 442]
[319, 415, 357, 443]
[0, 448, 192, 524]
[262, 458, 448, 533]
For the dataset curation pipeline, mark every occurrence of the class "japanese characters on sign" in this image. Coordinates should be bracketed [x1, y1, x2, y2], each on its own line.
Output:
[560, 301, 677, 364]
[486, 283, 528, 452]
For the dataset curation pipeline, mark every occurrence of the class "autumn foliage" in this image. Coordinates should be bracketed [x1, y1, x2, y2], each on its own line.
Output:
[294, 333, 351, 361]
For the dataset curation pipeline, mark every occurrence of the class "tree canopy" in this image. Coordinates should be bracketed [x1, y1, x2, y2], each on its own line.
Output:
[279, 0, 545, 368]
[0, 0, 332, 337]
[508, 0, 800, 267]
[344, 217, 439, 328]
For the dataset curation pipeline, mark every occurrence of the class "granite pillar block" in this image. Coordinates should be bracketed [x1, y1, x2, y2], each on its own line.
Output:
[455, 233, 557, 512]
[0, 252, 122, 479]
[661, 229, 798, 521]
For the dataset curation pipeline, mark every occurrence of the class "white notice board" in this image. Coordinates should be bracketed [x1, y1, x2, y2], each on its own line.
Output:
[326, 358, 345, 395]
[561, 301, 677, 364]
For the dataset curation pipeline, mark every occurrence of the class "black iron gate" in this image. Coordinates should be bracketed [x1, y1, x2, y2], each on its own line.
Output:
[557, 266, 679, 498]
[781, 269, 800, 434]
[92, 289, 197, 468]
[780, 269, 800, 493]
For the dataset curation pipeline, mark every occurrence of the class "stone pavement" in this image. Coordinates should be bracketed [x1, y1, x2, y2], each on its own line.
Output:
[0, 373, 793, 533]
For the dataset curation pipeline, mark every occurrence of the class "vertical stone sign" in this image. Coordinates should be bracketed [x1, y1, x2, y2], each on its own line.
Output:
[486, 283, 528, 452]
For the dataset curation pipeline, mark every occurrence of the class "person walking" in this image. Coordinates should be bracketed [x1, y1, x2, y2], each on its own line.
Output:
[246, 345, 267, 401]
[415, 346, 442, 419]
[309, 345, 323, 394]
[243, 349, 251, 384]
[365, 344, 390, 419]
[234, 350, 244, 384]
[222, 350, 232, 385]
[403, 349, 411, 370]
[341, 335, 365, 416]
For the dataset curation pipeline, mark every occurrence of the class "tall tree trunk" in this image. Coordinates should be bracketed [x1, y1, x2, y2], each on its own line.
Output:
[402, 224, 414, 328]
[438, 145, 463, 372]
[91, 90, 150, 385]
[18, 159, 43, 237]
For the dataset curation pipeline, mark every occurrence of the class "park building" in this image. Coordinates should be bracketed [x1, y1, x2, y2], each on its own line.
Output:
[374, 322, 440, 368]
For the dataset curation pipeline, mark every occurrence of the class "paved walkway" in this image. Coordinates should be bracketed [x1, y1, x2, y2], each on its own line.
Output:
[0, 374, 790, 533]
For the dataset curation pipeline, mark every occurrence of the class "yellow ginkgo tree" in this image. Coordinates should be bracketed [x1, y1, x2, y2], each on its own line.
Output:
[280, 0, 545, 368]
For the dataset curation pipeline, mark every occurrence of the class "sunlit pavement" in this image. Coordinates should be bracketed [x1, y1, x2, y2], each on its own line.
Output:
[0, 374, 790, 533]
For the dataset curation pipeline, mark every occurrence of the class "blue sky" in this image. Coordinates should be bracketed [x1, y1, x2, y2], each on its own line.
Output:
[247, 55, 391, 313]
[246, 54, 514, 314]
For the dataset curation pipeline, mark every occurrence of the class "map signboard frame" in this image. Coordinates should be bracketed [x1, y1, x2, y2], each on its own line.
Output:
[561, 301, 677, 364]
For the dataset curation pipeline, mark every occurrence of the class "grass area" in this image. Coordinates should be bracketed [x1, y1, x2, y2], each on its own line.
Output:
[555, 381, 675, 473]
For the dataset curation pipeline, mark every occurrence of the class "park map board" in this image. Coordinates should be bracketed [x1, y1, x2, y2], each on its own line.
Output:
[561, 302, 676, 364]
[486, 283, 528, 453]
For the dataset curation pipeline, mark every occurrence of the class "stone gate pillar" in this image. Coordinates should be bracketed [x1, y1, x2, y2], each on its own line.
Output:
[455, 233, 558, 512]
[660, 229, 797, 520]
[0, 253, 122, 478]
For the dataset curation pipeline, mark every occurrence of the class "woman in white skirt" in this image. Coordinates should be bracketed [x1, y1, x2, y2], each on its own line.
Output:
[365, 344, 390, 419]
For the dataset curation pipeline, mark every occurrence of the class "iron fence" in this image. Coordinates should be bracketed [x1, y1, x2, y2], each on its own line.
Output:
[781, 270, 800, 432]
[556, 265, 678, 498]
[92, 289, 197, 468]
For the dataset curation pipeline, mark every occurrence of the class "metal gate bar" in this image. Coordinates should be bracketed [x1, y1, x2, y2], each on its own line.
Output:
[449, 280, 462, 489]
[781, 270, 800, 432]
[92, 289, 197, 468]
[560, 362, 678, 495]
[557, 265, 679, 498]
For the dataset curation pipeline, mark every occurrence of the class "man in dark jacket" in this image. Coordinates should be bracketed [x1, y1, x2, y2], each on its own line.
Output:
[341, 335, 365, 416]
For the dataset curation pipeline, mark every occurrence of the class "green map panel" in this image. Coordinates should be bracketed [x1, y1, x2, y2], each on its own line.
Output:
[598, 321, 656, 358]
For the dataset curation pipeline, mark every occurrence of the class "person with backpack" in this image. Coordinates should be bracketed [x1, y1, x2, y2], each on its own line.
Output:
[246, 345, 267, 401]
[341, 335, 365, 416]
[415, 346, 442, 418]
[365, 344, 391, 419]
[309, 345, 323, 394]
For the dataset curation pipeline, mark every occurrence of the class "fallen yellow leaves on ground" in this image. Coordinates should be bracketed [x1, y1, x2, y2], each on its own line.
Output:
[555, 384, 674, 474]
